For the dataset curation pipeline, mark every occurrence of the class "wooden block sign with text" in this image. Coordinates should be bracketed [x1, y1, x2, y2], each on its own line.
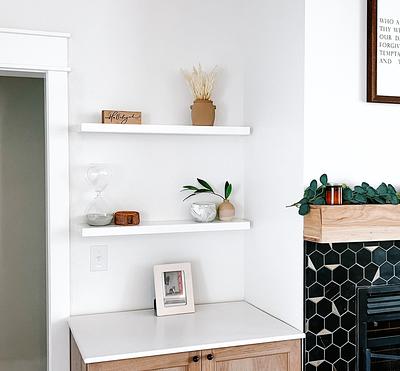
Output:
[102, 110, 142, 124]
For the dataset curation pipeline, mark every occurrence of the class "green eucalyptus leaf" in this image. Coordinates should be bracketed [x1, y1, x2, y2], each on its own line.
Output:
[310, 179, 318, 191]
[197, 178, 213, 191]
[377, 183, 388, 195]
[343, 188, 353, 201]
[320, 174, 328, 186]
[353, 194, 367, 204]
[316, 186, 325, 197]
[313, 197, 325, 205]
[390, 194, 399, 204]
[366, 187, 377, 197]
[388, 184, 397, 194]
[299, 203, 310, 216]
[306, 188, 316, 199]
[362, 182, 370, 189]
[354, 186, 366, 194]
[374, 197, 385, 204]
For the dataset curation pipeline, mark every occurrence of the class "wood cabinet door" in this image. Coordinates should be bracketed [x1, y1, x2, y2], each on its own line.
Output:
[201, 340, 301, 371]
[86, 352, 202, 371]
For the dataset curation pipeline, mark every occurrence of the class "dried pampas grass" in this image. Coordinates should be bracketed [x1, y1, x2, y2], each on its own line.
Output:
[182, 64, 218, 100]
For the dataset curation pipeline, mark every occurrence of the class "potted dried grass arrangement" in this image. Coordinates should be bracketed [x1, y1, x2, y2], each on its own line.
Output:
[182, 64, 217, 126]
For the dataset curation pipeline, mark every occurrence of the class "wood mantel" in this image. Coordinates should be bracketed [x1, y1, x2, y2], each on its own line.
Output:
[304, 205, 400, 243]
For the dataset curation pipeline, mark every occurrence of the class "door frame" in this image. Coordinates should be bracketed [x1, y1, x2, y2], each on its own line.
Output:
[0, 28, 71, 371]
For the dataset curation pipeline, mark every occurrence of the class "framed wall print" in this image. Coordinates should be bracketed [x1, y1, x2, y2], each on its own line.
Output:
[368, 0, 400, 103]
[153, 262, 195, 316]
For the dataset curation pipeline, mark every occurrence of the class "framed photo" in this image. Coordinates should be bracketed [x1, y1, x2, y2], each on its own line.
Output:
[368, 0, 400, 103]
[153, 262, 195, 316]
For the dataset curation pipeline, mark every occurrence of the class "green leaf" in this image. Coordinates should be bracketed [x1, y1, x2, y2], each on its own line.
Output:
[299, 198, 308, 205]
[343, 188, 353, 201]
[354, 186, 366, 194]
[306, 188, 316, 199]
[377, 183, 388, 195]
[197, 178, 213, 191]
[183, 193, 197, 201]
[366, 187, 377, 197]
[315, 186, 325, 197]
[299, 203, 310, 216]
[313, 197, 325, 205]
[392, 194, 400, 205]
[310, 179, 318, 191]
[182, 185, 198, 191]
[353, 194, 367, 204]
[225, 182, 232, 199]
[374, 196, 385, 204]
[362, 182, 370, 189]
[195, 189, 211, 194]
[388, 184, 397, 194]
[320, 174, 328, 186]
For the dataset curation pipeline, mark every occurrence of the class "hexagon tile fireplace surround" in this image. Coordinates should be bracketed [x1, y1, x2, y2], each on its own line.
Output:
[303, 205, 400, 371]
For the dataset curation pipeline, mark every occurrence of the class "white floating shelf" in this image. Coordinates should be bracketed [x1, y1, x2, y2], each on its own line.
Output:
[82, 219, 251, 237]
[80, 123, 251, 136]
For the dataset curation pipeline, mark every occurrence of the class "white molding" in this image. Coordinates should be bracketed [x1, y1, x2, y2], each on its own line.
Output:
[45, 71, 70, 371]
[0, 29, 70, 371]
[0, 29, 70, 71]
[0, 27, 70, 38]
[0, 63, 71, 72]
[80, 123, 251, 136]
[82, 219, 251, 237]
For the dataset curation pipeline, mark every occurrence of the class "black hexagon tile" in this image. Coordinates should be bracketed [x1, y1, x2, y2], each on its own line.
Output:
[304, 240, 400, 370]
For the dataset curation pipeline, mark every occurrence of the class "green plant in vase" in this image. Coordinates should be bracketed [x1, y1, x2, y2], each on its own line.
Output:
[181, 178, 235, 221]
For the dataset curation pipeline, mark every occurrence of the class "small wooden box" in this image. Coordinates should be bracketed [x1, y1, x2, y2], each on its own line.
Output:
[102, 110, 141, 124]
[114, 211, 140, 226]
[304, 205, 400, 243]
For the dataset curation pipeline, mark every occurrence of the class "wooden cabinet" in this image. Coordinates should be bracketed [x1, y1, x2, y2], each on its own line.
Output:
[71, 337, 301, 371]
[201, 341, 300, 371]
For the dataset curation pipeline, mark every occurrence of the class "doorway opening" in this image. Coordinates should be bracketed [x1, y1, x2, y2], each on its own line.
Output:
[0, 75, 47, 371]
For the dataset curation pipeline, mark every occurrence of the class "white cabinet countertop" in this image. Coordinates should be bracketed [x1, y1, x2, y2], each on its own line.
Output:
[69, 301, 304, 364]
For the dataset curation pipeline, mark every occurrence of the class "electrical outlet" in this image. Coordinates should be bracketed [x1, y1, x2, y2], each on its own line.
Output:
[90, 245, 108, 272]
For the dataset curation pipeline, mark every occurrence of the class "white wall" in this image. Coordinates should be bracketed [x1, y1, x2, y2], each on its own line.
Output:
[0, 0, 247, 315]
[243, 0, 305, 330]
[305, 0, 400, 186]
[0, 77, 46, 370]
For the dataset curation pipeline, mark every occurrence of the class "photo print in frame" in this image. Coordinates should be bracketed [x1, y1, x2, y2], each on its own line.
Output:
[368, 0, 400, 103]
[153, 262, 195, 316]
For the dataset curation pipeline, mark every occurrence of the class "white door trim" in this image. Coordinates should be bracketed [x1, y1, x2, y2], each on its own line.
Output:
[0, 28, 70, 371]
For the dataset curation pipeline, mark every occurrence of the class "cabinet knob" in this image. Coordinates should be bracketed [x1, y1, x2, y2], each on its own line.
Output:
[192, 355, 200, 363]
[207, 353, 214, 361]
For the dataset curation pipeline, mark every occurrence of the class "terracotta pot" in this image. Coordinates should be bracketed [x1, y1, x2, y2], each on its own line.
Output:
[190, 99, 216, 126]
[218, 200, 235, 221]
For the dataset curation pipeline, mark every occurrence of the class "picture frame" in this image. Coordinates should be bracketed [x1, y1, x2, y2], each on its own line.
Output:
[153, 262, 195, 316]
[367, 0, 400, 103]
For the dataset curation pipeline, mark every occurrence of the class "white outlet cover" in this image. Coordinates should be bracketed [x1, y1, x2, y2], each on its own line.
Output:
[90, 245, 108, 272]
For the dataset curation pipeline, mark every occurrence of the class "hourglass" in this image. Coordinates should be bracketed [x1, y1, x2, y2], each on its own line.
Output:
[86, 164, 113, 226]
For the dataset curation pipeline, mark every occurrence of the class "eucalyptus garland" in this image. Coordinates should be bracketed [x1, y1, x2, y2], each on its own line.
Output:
[291, 174, 400, 216]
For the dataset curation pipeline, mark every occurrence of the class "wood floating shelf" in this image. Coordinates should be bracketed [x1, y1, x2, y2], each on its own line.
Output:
[82, 219, 251, 237]
[304, 205, 400, 243]
[80, 123, 251, 136]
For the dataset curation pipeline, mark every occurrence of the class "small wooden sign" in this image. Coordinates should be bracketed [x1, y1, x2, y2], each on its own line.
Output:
[102, 110, 141, 124]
